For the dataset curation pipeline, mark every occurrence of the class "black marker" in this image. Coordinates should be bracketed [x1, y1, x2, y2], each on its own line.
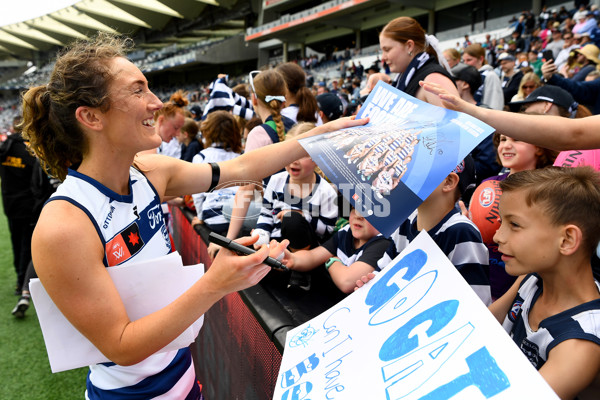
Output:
[208, 232, 288, 271]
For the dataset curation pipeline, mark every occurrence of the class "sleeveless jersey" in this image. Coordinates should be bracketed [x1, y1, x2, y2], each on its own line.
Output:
[48, 167, 198, 399]
[502, 273, 600, 370]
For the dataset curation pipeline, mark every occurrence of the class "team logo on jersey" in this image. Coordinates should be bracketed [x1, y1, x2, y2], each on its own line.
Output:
[105, 222, 145, 266]
[509, 299, 523, 322]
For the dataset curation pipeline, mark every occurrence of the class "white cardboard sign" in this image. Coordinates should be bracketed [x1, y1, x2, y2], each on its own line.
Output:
[274, 231, 558, 399]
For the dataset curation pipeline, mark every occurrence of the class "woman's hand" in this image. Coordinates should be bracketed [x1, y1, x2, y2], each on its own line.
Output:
[205, 235, 287, 295]
[207, 242, 220, 260]
[317, 115, 370, 135]
[541, 60, 557, 81]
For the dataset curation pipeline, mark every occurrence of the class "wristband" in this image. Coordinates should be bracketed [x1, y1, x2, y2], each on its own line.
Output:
[325, 257, 342, 270]
[208, 162, 220, 192]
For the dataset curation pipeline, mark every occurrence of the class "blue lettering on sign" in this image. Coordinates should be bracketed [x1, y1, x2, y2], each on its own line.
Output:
[369, 271, 437, 326]
[281, 353, 320, 388]
[417, 347, 510, 400]
[382, 323, 474, 399]
[365, 249, 427, 313]
[281, 382, 313, 400]
[379, 300, 459, 362]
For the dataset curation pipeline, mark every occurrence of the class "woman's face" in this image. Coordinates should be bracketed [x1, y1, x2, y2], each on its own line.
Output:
[380, 34, 412, 73]
[102, 57, 163, 152]
[157, 112, 185, 143]
[497, 135, 541, 173]
[521, 80, 538, 98]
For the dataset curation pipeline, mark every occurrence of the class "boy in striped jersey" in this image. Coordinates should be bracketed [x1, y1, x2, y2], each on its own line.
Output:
[489, 167, 600, 399]
[378, 156, 492, 305]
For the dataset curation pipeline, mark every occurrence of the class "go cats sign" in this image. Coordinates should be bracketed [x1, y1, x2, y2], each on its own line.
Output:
[274, 232, 558, 400]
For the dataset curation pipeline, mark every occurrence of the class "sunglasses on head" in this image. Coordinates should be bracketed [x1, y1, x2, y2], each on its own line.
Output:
[248, 70, 260, 94]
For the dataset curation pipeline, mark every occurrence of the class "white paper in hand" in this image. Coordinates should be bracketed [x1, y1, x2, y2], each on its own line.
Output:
[29, 251, 204, 373]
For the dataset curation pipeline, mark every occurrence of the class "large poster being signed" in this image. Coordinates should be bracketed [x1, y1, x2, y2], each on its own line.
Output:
[300, 81, 494, 236]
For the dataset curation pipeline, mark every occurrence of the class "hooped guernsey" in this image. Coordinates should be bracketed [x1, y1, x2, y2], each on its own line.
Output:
[48, 167, 200, 399]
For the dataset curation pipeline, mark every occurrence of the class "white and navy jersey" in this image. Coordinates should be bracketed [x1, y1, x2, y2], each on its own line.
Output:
[48, 167, 198, 399]
[202, 76, 254, 121]
[322, 224, 391, 271]
[502, 274, 600, 370]
[254, 171, 337, 240]
[192, 145, 240, 231]
[158, 137, 181, 159]
[379, 207, 491, 305]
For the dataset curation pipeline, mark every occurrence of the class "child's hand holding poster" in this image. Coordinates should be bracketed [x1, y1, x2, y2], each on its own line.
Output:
[273, 232, 558, 399]
[299, 81, 494, 236]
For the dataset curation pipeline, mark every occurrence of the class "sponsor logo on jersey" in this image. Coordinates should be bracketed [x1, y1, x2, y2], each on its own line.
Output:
[105, 222, 145, 266]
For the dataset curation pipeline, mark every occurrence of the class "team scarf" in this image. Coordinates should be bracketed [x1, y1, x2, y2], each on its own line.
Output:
[395, 52, 430, 92]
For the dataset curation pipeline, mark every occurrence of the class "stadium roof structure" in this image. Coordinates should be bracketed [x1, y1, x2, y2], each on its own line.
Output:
[0, 0, 247, 59]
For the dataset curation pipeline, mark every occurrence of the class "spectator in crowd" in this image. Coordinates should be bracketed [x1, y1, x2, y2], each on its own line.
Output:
[554, 31, 579, 71]
[202, 74, 254, 121]
[316, 93, 344, 123]
[527, 50, 544, 77]
[191, 111, 243, 234]
[451, 63, 502, 183]
[573, 9, 598, 35]
[144, 90, 187, 159]
[471, 129, 557, 301]
[366, 16, 458, 107]
[20, 33, 367, 398]
[252, 122, 338, 252]
[189, 104, 202, 122]
[571, 44, 600, 81]
[178, 117, 203, 162]
[488, 167, 600, 400]
[545, 29, 566, 59]
[541, 58, 600, 114]
[511, 71, 541, 102]
[213, 69, 291, 258]
[498, 53, 524, 104]
[443, 48, 461, 68]
[277, 62, 321, 125]
[0, 116, 35, 296]
[509, 84, 591, 118]
[463, 43, 505, 110]
[378, 156, 492, 306]
[282, 206, 391, 294]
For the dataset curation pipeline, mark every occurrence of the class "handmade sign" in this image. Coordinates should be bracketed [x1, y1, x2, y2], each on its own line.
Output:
[273, 231, 558, 399]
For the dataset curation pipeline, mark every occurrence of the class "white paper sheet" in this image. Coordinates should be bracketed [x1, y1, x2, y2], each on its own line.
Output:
[29, 251, 205, 373]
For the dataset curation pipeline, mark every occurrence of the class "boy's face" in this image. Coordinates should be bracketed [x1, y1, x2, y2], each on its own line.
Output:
[349, 209, 379, 242]
[493, 190, 562, 276]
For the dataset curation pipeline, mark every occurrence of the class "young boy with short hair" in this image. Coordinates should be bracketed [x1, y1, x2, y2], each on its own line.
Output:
[378, 156, 492, 305]
[282, 207, 391, 294]
[489, 167, 600, 399]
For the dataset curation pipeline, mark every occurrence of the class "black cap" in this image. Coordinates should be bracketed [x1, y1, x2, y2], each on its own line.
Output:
[452, 155, 476, 195]
[508, 85, 578, 115]
[316, 93, 343, 120]
[190, 105, 202, 116]
[451, 63, 482, 91]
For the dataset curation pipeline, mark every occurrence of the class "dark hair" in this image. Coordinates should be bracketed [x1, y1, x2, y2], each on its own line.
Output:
[253, 69, 287, 142]
[21, 33, 132, 180]
[201, 110, 242, 153]
[500, 167, 600, 254]
[180, 117, 199, 138]
[276, 62, 318, 123]
[381, 17, 437, 60]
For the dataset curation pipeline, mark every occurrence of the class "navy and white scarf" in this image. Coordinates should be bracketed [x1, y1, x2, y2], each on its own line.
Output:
[395, 52, 430, 92]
